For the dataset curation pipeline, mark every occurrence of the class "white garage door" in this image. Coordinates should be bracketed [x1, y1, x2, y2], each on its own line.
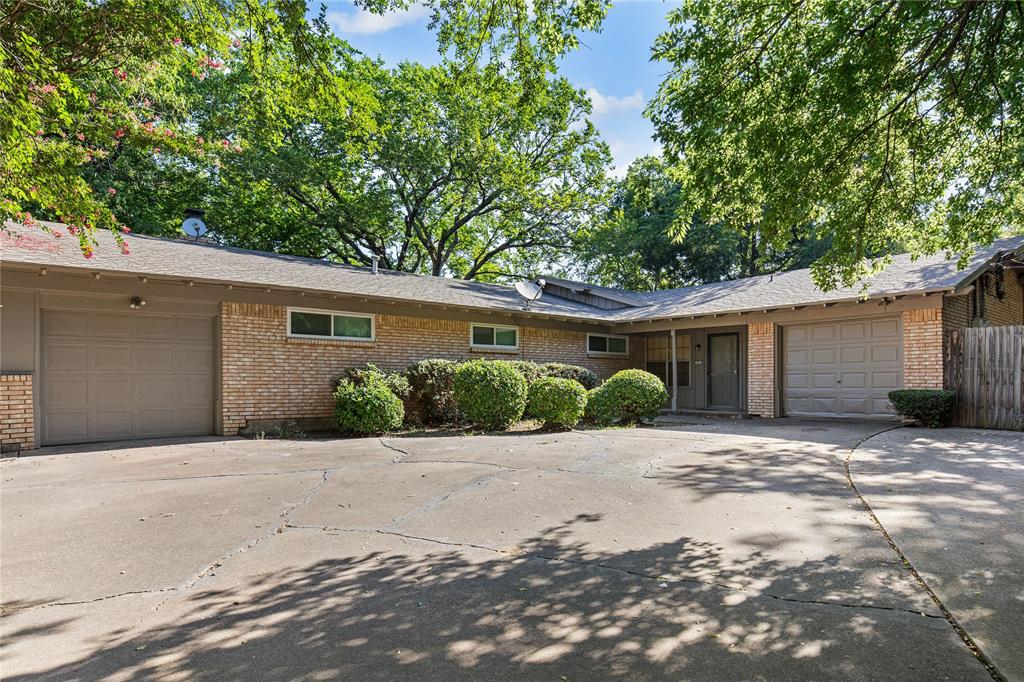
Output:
[41, 310, 215, 445]
[783, 318, 902, 418]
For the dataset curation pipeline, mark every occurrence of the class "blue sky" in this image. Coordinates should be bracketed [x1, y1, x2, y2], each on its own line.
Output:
[319, 1, 681, 177]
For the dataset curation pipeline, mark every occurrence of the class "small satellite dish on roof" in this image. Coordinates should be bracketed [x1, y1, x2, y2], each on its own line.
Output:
[515, 279, 546, 310]
[181, 208, 207, 239]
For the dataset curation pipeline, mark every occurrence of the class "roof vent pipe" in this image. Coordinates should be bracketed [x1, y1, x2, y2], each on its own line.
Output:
[371, 255, 379, 274]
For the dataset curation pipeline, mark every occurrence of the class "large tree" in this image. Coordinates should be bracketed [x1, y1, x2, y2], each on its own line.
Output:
[649, 1, 1024, 290]
[573, 156, 834, 291]
[212, 59, 610, 279]
[2, 0, 608, 257]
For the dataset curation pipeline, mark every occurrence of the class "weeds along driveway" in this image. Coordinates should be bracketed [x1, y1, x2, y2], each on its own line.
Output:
[0, 421, 990, 680]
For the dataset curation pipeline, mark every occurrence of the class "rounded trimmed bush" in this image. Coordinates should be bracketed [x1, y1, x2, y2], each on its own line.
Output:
[454, 360, 528, 429]
[528, 377, 587, 428]
[541, 362, 598, 390]
[405, 359, 461, 424]
[888, 389, 956, 428]
[585, 369, 667, 425]
[334, 381, 404, 435]
[337, 363, 409, 399]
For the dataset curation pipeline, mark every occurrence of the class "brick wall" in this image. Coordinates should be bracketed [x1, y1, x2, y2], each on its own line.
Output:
[1, 374, 34, 453]
[220, 303, 638, 434]
[943, 272, 1024, 332]
[746, 322, 776, 417]
[902, 308, 944, 389]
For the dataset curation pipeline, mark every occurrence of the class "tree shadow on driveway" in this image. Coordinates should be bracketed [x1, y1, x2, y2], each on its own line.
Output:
[4, 514, 985, 681]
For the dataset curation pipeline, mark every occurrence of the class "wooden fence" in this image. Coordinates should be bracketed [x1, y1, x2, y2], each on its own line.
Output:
[944, 325, 1024, 430]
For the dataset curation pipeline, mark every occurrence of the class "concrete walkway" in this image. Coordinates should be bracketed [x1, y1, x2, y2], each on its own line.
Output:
[0, 421, 998, 680]
[850, 427, 1024, 681]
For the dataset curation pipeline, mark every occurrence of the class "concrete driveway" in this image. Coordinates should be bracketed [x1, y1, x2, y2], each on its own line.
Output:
[0, 420, 1010, 680]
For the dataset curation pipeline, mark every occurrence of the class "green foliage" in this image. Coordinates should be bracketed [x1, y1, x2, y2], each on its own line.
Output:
[508, 360, 546, 384]
[405, 359, 461, 425]
[333, 381, 404, 435]
[585, 369, 667, 425]
[453, 360, 528, 429]
[540, 362, 597, 390]
[337, 364, 410, 399]
[528, 377, 587, 428]
[888, 390, 957, 428]
[574, 156, 840, 290]
[650, 2, 1024, 290]
[5, 0, 608, 265]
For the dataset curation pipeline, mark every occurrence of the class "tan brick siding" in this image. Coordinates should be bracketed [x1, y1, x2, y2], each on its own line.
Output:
[220, 303, 638, 434]
[746, 322, 776, 417]
[943, 272, 1024, 332]
[902, 308, 944, 389]
[1, 374, 34, 452]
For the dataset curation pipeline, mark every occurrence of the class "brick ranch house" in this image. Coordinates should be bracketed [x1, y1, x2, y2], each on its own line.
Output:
[2, 222, 1022, 452]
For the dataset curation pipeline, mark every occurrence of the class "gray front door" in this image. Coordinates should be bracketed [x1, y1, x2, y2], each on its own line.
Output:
[707, 332, 740, 409]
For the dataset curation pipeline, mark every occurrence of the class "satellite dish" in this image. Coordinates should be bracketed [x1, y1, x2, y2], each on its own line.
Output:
[181, 209, 207, 239]
[515, 279, 545, 310]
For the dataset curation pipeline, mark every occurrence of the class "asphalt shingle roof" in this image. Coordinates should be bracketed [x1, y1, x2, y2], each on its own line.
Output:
[4, 221, 1022, 324]
[0, 222, 606, 320]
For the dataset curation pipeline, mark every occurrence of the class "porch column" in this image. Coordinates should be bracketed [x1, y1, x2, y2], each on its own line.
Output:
[670, 329, 678, 411]
[746, 322, 776, 418]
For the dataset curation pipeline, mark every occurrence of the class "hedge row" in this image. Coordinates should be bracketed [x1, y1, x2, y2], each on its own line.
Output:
[333, 359, 665, 435]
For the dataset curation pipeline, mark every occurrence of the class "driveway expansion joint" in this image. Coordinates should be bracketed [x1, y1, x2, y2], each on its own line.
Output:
[1, 588, 179, 614]
[847, 428, 1007, 682]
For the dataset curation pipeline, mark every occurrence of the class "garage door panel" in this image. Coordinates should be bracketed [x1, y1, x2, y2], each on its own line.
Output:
[178, 347, 213, 372]
[840, 347, 866, 364]
[841, 372, 866, 388]
[784, 318, 901, 418]
[92, 378, 133, 405]
[45, 412, 88, 441]
[871, 344, 899, 363]
[135, 346, 180, 372]
[42, 311, 214, 445]
[179, 317, 213, 342]
[93, 345, 132, 371]
[90, 314, 133, 338]
[45, 311, 89, 337]
[811, 325, 836, 341]
[94, 411, 136, 439]
[45, 343, 88, 371]
[135, 316, 180, 340]
[872, 319, 900, 337]
[46, 379, 88, 407]
[840, 322, 868, 340]
[137, 377, 175, 404]
[177, 377, 213, 402]
[872, 371, 900, 389]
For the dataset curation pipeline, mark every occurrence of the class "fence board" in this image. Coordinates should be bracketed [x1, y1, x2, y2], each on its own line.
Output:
[945, 326, 1024, 430]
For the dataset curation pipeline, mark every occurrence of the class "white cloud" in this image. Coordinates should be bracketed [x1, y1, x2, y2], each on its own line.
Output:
[586, 88, 645, 116]
[608, 138, 662, 178]
[327, 3, 429, 34]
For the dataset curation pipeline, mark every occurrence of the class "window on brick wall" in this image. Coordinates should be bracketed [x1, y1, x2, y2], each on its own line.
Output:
[470, 324, 518, 349]
[288, 308, 374, 340]
[587, 333, 629, 356]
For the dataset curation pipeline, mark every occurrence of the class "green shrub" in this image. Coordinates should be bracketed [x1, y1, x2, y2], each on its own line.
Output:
[585, 369, 667, 425]
[454, 360, 528, 429]
[405, 359, 461, 424]
[334, 381, 404, 435]
[508, 360, 546, 384]
[888, 389, 956, 428]
[528, 377, 587, 428]
[541, 362, 598, 390]
[336, 364, 409, 399]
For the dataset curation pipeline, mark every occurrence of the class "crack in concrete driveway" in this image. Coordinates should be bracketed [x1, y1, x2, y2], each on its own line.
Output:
[1, 420, 1007, 680]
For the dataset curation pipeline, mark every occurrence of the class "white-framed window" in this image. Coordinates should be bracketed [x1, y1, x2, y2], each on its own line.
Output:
[287, 307, 374, 341]
[587, 333, 629, 356]
[470, 323, 518, 350]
